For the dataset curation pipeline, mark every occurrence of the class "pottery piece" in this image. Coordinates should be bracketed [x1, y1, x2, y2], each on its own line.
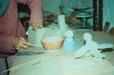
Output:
[28, 27, 45, 47]
[58, 15, 68, 36]
[42, 37, 63, 50]
[75, 33, 113, 62]
[28, 27, 62, 47]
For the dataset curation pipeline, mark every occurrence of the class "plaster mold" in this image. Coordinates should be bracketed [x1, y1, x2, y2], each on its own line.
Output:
[46, 23, 59, 31]
[28, 27, 62, 47]
[75, 33, 113, 62]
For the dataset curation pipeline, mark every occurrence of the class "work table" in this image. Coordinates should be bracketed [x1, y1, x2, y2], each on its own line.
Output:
[9, 30, 114, 75]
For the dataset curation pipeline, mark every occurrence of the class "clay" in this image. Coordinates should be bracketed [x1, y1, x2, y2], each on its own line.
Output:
[75, 33, 113, 62]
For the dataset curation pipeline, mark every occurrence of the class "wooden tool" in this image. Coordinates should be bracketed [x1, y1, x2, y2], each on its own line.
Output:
[1, 54, 60, 74]
[32, 54, 60, 66]
[1, 57, 45, 74]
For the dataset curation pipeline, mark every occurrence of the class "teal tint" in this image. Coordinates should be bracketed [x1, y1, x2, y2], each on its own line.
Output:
[0, 0, 10, 16]
[64, 40, 75, 52]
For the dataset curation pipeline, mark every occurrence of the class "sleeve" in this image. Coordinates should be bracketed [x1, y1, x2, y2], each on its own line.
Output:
[16, 0, 43, 25]
[0, 34, 17, 57]
[11, 37, 16, 50]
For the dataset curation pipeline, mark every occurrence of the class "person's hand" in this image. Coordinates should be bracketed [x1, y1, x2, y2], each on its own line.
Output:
[29, 22, 43, 29]
[12, 37, 34, 50]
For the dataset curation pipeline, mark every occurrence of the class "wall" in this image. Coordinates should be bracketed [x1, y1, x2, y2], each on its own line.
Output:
[103, 0, 114, 31]
[42, 0, 62, 13]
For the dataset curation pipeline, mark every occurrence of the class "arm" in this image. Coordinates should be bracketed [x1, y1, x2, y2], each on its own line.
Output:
[16, 0, 43, 26]
[0, 34, 16, 57]
[0, 34, 33, 57]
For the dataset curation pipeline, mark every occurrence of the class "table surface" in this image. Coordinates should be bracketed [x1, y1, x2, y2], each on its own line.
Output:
[9, 30, 114, 75]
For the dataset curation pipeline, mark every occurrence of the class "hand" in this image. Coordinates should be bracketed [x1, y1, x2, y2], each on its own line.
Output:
[12, 37, 34, 50]
[29, 22, 43, 29]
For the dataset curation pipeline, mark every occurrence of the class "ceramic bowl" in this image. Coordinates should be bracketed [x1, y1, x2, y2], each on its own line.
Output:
[42, 37, 63, 50]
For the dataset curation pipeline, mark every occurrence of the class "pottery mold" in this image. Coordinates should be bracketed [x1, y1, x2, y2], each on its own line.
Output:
[28, 27, 63, 47]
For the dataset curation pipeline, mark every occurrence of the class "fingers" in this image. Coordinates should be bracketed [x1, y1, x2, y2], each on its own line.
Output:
[19, 38, 34, 48]
[30, 22, 43, 29]
[19, 43, 29, 49]
[39, 25, 44, 28]
[32, 23, 39, 29]
[21, 37, 34, 46]
[20, 39, 34, 47]
[16, 43, 29, 50]
[21, 37, 26, 41]
[12, 37, 34, 50]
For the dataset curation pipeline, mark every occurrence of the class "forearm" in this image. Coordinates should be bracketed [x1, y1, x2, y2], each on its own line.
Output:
[28, 0, 43, 25]
[16, 0, 43, 25]
[0, 34, 16, 53]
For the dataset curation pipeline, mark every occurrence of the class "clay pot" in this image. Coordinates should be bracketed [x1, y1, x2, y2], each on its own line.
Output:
[42, 37, 63, 50]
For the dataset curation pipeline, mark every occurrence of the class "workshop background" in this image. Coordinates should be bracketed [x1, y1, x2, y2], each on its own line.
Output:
[7, 0, 114, 74]
[18, 0, 114, 32]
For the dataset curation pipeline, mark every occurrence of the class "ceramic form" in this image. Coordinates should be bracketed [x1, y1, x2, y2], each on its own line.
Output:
[28, 27, 62, 47]
[75, 33, 113, 62]
[58, 15, 68, 36]
[42, 37, 63, 50]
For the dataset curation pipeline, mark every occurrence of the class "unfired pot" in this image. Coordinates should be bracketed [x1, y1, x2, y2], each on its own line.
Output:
[42, 37, 63, 50]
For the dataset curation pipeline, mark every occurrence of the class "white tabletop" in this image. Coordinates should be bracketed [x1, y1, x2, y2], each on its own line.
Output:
[9, 30, 114, 75]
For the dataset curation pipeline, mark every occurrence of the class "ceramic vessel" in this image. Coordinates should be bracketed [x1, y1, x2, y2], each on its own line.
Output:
[42, 37, 63, 50]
